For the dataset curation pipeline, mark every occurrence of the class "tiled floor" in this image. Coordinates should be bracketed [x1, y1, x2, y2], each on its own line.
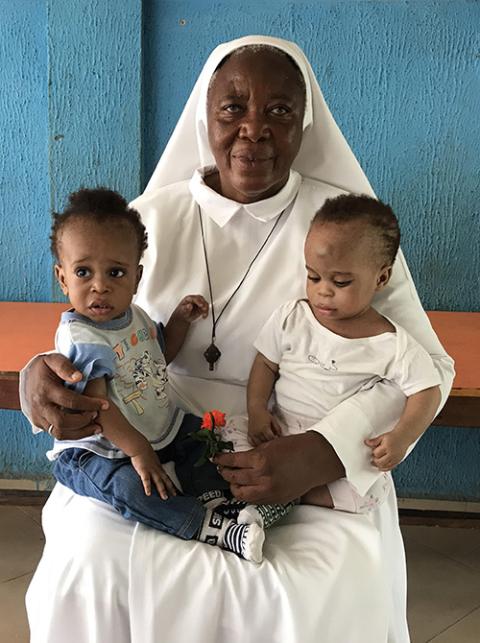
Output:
[1, 505, 480, 642]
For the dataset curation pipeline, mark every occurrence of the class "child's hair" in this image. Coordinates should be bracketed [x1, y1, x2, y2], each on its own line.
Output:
[311, 194, 400, 266]
[50, 187, 148, 262]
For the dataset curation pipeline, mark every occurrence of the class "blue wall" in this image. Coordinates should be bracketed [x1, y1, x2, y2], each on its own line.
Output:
[1, 0, 479, 498]
[0, 1, 52, 475]
[0, 0, 142, 479]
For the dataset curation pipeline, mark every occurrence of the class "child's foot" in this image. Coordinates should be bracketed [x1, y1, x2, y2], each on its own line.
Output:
[197, 505, 265, 563]
[223, 522, 265, 563]
[237, 502, 296, 529]
[237, 504, 264, 527]
[197, 489, 227, 511]
[215, 498, 248, 520]
[198, 491, 248, 520]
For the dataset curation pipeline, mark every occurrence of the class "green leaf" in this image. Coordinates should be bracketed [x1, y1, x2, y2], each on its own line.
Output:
[217, 440, 234, 451]
[189, 430, 213, 442]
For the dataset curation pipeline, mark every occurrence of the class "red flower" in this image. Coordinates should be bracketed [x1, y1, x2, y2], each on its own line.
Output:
[211, 409, 226, 427]
[201, 409, 226, 430]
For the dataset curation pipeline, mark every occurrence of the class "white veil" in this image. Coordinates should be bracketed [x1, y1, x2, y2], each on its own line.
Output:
[144, 35, 375, 197]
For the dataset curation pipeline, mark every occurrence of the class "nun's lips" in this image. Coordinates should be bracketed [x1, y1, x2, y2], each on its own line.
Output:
[231, 150, 274, 168]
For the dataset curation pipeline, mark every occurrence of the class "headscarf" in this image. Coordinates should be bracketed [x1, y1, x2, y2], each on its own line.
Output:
[145, 35, 374, 197]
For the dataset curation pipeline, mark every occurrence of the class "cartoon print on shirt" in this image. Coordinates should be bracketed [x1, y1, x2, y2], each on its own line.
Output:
[115, 350, 169, 415]
[307, 354, 337, 371]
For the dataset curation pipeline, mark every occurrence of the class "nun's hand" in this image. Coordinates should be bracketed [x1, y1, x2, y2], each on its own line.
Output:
[214, 431, 345, 504]
[20, 353, 107, 440]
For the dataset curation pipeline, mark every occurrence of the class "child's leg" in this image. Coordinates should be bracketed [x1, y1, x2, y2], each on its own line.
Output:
[168, 413, 230, 497]
[222, 415, 297, 529]
[170, 414, 265, 559]
[237, 501, 297, 529]
[54, 448, 264, 562]
[327, 474, 392, 513]
[196, 501, 264, 563]
[53, 448, 205, 538]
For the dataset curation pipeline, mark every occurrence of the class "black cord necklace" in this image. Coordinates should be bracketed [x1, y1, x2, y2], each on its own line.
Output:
[199, 204, 286, 370]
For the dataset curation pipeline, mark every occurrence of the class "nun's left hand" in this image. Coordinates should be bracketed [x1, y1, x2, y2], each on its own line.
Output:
[214, 431, 345, 504]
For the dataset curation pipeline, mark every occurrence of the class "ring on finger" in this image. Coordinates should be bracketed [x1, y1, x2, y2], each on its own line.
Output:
[47, 424, 55, 436]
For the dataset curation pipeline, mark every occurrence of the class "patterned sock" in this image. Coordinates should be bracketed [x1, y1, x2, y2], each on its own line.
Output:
[197, 489, 228, 510]
[237, 502, 296, 529]
[196, 507, 265, 563]
[215, 498, 249, 520]
[197, 505, 229, 547]
[197, 491, 248, 520]
[223, 522, 265, 563]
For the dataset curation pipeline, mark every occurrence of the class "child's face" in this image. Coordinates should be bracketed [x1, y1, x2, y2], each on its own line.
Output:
[55, 219, 142, 322]
[304, 221, 391, 325]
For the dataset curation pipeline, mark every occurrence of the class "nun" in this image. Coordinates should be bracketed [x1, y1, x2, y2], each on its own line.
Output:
[24, 36, 453, 643]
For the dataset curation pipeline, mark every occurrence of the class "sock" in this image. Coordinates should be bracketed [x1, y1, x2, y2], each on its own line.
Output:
[223, 522, 265, 564]
[198, 491, 248, 520]
[237, 502, 295, 529]
[215, 498, 249, 520]
[197, 505, 265, 563]
[197, 489, 228, 510]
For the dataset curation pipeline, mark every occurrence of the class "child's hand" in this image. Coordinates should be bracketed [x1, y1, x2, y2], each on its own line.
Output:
[365, 431, 409, 471]
[248, 408, 282, 446]
[173, 295, 209, 324]
[131, 447, 178, 499]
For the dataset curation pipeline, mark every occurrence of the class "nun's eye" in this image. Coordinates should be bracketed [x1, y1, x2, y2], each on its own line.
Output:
[270, 106, 290, 116]
[223, 104, 243, 113]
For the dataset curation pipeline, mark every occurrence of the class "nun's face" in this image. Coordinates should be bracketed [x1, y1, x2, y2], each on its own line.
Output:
[206, 48, 305, 204]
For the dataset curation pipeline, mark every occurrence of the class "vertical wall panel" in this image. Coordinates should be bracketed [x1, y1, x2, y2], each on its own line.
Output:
[0, 0, 143, 479]
[0, 1, 52, 480]
[0, 1, 50, 302]
[47, 0, 143, 215]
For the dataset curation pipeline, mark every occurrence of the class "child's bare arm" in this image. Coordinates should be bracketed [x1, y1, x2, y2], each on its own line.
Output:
[247, 352, 281, 445]
[366, 385, 441, 471]
[84, 378, 150, 455]
[162, 295, 209, 364]
[83, 377, 176, 498]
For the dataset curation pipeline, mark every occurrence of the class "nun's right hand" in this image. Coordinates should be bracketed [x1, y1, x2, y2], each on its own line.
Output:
[20, 353, 107, 440]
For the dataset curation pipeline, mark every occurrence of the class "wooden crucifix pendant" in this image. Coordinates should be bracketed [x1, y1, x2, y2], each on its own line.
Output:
[204, 342, 221, 371]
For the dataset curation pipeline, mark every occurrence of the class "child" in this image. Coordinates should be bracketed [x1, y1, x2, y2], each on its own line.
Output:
[223, 193, 442, 530]
[46, 187, 264, 562]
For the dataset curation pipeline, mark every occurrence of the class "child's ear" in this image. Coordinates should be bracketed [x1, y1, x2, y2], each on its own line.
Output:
[376, 265, 392, 291]
[134, 265, 143, 293]
[54, 264, 69, 296]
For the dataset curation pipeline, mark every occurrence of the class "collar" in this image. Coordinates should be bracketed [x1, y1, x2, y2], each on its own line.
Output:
[61, 307, 132, 331]
[189, 167, 301, 227]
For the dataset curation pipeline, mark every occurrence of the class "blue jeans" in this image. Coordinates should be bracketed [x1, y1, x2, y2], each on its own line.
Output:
[53, 414, 229, 539]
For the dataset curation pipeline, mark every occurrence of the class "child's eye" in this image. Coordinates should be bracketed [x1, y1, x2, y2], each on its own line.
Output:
[109, 268, 125, 278]
[307, 275, 320, 283]
[75, 267, 90, 278]
[334, 280, 353, 288]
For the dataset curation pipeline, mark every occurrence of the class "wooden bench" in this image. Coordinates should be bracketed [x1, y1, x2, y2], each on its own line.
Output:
[1, 302, 478, 424]
[1, 302, 479, 521]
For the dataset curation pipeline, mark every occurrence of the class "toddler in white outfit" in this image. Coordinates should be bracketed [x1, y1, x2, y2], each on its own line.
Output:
[223, 193, 442, 534]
